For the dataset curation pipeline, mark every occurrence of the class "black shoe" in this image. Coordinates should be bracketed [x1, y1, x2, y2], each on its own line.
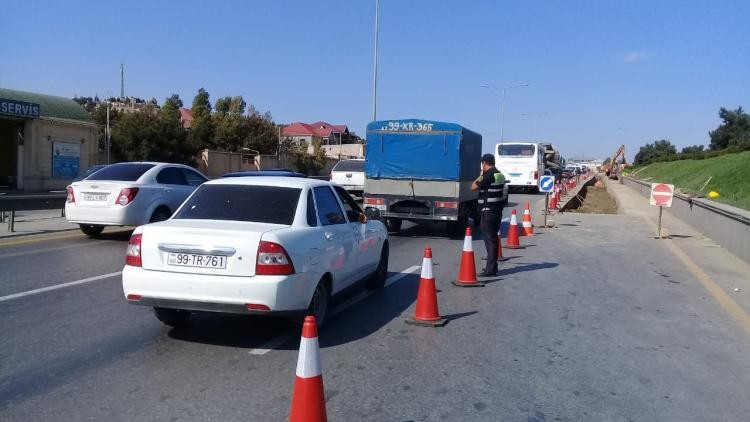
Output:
[478, 270, 497, 277]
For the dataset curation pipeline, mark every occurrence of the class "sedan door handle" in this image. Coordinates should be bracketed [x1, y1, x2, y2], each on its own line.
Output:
[324, 232, 335, 241]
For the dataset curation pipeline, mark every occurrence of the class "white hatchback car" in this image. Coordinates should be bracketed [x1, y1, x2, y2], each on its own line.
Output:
[330, 159, 365, 197]
[65, 162, 207, 237]
[122, 177, 389, 327]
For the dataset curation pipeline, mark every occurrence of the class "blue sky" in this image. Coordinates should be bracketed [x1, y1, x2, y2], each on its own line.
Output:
[2, 0, 748, 161]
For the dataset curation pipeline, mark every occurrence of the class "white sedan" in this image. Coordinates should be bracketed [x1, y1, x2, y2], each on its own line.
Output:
[65, 162, 208, 237]
[122, 176, 389, 327]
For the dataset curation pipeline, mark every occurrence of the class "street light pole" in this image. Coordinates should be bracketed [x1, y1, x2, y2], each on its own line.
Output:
[372, 0, 380, 122]
[481, 83, 529, 143]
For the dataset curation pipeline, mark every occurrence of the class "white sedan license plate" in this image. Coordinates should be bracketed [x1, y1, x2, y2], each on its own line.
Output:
[167, 253, 226, 269]
[83, 192, 109, 201]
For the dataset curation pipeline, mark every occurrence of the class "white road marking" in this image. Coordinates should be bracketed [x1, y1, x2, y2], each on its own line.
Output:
[249, 333, 292, 355]
[0, 242, 105, 259]
[248, 265, 421, 356]
[0, 271, 122, 303]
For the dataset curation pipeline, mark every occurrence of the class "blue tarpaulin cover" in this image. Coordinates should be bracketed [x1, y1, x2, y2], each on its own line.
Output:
[365, 119, 482, 182]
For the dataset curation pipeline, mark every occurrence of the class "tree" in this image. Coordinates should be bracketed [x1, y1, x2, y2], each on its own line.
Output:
[189, 88, 215, 150]
[681, 145, 705, 154]
[215, 96, 246, 115]
[160, 94, 184, 125]
[633, 139, 677, 165]
[287, 139, 328, 175]
[111, 111, 196, 165]
[709, 106, 750, 151]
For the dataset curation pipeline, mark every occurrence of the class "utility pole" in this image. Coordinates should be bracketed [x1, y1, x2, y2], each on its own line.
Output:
[120, 64, 125, 98]
[106, 102, 111, 164]
[480, 83, 529, 143]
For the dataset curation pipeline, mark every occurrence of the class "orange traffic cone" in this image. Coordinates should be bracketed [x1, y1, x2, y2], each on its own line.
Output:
[453, 227, 484, 287]
[505, 209, 522, 249]
[549, 190, 557, 209]
[289, 316, 327, 422]
[522, 202, 534, 236]
[406, 247, 448, 326]
[497, 226, 507, 262]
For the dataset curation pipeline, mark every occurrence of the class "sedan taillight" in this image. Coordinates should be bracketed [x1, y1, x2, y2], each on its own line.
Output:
[117, 188, 139, 206]
[66, 185, 76, 203]
[126, 233, 142, 267]
[256, 241, 295, 275]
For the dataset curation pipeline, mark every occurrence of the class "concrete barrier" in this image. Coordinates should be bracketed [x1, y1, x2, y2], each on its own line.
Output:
[622, 176, 750, 264]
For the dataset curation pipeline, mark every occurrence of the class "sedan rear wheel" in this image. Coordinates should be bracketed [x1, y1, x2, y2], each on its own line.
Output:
[366, 243, 389, 290]
[307, 280, 330, 327]
[153, 307, 191, 327]
[79, 224, 104, 237]
[149, 207, 171, 223]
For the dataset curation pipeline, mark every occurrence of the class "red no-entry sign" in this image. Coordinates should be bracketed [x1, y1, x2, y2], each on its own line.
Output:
[650, 183, 674, 207]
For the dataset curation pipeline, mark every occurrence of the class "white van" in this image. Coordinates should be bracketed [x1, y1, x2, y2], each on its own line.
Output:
[494, 142, 545, 193]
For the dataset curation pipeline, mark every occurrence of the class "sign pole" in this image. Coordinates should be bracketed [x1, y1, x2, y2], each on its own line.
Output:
[656, 206, 663, 238]
[544, 192, 549, 227]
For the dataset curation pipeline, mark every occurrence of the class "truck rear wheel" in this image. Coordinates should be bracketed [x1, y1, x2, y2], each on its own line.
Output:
[385, 218, 402, 233]
[447, 216, 468, 237]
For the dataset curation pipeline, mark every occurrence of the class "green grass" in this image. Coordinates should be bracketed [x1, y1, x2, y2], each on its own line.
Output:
[623, 151, 750, 210]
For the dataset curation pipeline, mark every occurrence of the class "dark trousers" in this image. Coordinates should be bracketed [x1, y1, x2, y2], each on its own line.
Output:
[480, 209, 501, 273]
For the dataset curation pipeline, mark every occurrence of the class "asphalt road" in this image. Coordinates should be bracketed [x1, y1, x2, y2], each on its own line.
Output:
[2, 192, 750, 421]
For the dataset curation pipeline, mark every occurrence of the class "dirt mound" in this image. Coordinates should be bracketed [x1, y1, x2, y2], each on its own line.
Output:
[569, 186, 618, 214]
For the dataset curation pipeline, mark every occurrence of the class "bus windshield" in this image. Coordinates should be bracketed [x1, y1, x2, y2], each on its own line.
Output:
[497, 144, 536, 157]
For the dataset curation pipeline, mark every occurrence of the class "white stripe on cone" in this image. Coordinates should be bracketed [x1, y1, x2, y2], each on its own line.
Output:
[509, 213, 518, 225]
[463, 233, 473, 251]
[421, 256, 434, 279]
[295, 336, 322, 378]
[522, 221, 532, 228]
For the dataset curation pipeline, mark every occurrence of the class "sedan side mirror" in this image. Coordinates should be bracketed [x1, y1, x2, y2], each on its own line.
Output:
[364, 207, 382, 221]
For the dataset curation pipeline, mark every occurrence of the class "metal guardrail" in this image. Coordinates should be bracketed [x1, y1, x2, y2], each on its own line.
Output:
[0, 192, 67, 232]
[624, 176, 750, 227]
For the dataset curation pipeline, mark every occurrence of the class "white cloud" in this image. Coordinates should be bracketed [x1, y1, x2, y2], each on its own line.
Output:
[617, 51, 653, 64]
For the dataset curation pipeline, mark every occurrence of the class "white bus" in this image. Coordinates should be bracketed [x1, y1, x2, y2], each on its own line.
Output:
[494, 142, 545, 193]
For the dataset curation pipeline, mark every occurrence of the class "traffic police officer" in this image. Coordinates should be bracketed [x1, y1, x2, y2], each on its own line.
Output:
[471, 153, 506, 276]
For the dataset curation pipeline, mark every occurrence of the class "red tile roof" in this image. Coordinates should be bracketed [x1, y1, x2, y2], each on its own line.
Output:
[179, 107, 193, 128]
[283, 121, 348, 138]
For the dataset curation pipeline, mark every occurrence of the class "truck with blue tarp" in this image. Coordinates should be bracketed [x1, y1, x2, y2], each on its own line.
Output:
[363, 119, 507, 234]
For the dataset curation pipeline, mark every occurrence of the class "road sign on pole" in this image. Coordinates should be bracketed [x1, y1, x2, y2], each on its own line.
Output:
[539, 175, 555, 193]
[649, 183, 674, 207]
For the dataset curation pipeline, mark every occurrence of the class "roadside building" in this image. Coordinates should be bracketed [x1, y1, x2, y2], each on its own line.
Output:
[0, 87, 98, 192]
[282, 121, 364, 159]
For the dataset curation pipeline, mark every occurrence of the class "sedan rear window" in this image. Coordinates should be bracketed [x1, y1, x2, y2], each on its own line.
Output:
[173, 185, 301, 225]
[86, 163, 156, 181]
[332, 160, 364, 172]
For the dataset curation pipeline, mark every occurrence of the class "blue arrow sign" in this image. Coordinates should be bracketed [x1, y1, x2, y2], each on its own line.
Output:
[539, 175, 555, 193]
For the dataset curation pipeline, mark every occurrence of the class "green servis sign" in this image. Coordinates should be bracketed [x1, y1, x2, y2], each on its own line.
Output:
[0, 98, 40, 118]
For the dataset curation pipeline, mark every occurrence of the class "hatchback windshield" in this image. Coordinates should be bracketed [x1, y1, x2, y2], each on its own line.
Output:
[497, 144, 536, 156]
[173, 184, 300, 225]
[332, 160, 364, 172]
[86, 163, 156, 181]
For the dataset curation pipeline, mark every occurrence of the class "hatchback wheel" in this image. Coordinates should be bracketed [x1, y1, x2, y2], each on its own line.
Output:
[79, 224, 104, 237]
[366, 243, 389, 290]
[153, 307, 191, 326]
